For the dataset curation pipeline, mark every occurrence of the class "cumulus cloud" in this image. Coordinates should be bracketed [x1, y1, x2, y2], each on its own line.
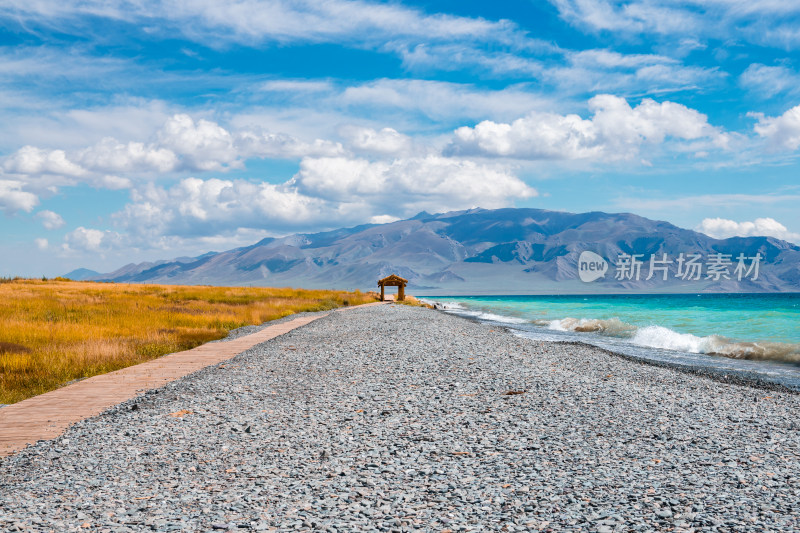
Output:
[339, 126, 412, 155]
[235, 129, 343, 159]
[36, 210, 65, 230]
[90, 154, 535, 251]
[0, 114, 345, 211]
[156, 114, 239, 171]
[63, 227, 124, 252]
[4, 146, 85, 177]
[114, 178, 315, 238]
[750, 104, 800, 151]
[153, 114, 343, 170]
[34, 237, 48, 250]
[0, 180, 39, 213]
[153, 114, 343, 171]
[447, 94, 726, 161]
[696, 217, 800, 244]
[292, 155, 536, 210]
[78, 138, 178, 173]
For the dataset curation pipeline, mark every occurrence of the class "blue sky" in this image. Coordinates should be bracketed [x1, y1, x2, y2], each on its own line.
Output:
[2, 0, 800, 276]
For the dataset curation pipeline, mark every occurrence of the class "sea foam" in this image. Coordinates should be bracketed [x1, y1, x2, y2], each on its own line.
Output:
[534, 315, 800, 364]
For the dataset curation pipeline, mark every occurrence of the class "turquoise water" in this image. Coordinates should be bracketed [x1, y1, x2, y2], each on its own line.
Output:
[438, 294, 800, 345]
[426, 293, 800, 389]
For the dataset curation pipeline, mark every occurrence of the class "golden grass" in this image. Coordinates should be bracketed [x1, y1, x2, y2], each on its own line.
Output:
[0, 280, 377, 404]
[391, 295, 433, 308]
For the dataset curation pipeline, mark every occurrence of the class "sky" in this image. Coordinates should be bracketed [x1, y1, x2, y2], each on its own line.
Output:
[2, 0, 800, 277]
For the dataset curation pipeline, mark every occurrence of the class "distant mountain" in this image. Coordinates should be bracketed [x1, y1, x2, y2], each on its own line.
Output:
[74, 208, 800, 294]
[63, 268, 101, 281]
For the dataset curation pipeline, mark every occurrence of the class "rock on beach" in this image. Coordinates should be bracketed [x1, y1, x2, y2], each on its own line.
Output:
[1, 304, 799, 531]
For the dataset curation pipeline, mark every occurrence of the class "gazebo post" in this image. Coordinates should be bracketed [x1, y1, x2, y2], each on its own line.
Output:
[398, 284, 405, 301]
[380, 284, 385, 301]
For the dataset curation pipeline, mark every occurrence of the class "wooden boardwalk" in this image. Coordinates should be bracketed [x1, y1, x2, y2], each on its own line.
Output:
[0, 305, 382, 458]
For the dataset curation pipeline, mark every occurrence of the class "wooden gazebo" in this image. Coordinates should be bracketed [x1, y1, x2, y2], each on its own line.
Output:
[377, 274, 408, 301]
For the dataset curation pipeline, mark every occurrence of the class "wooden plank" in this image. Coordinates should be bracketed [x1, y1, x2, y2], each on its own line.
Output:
[0, 314, 324, 457]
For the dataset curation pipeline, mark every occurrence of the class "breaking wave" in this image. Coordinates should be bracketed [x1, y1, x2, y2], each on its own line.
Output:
[429, 301, 530, 325]
[537, 316, 800, 364]
[545, 317, 637, 337]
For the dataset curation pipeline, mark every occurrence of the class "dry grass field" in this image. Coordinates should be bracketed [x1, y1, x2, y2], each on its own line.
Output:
[0, 279, 377, 404]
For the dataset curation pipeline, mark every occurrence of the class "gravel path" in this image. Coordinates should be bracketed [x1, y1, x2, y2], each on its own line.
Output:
[2, 304, 799, 532]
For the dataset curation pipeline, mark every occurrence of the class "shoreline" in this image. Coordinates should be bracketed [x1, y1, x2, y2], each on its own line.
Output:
[552, 339, 800, 395]
[2, 304, 799, 531]
[451, 308, 799, 395]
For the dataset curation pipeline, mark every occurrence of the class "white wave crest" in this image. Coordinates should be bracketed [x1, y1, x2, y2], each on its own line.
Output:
[631, 325, 713, 353]
[435, 301, 466, 310]
[547, 317, 636, 337]
[475, 312, 529, 324]
[630, 325, 800, 363]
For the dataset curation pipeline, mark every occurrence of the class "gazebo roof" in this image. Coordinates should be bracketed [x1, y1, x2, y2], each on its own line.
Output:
[377, 274, 408, 285]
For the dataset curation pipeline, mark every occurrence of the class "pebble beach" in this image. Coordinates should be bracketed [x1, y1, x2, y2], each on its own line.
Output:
[2, 303, 799, 532]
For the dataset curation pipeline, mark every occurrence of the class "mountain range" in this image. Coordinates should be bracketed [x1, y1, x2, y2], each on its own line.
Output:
[67, 208, 800, 294]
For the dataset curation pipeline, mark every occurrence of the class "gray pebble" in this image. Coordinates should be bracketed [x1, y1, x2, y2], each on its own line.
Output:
[1, 304, 799, 531]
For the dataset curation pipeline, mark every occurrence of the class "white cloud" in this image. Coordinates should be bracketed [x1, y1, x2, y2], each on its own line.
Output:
[292, 155, 536, 211]
[369, 214, 401, 224]
[339, 126, 412, 155]
[0, 180, 39, 213]
[77, 138, 178, 173]
[0, 99, 173, 153]
[235, 129, 344, 159]
[339, 79, 551, 122]
[0, 0, 526, 49]
[561, 49, 723, 92]
[696, 217, 800, 243]
[550, 0, 701, 35]
[750, 104, 800, 151]
[3, 146, 85, 177]
[153, 114, 343, 168]
[0, 114, 346, 210]
[95, 175, 134, 190]
[34, 238, 49, 250]
[156, 114, 239, 171]
[169, 0, 521, 47]
[0, 46, 143, 92]
[63, 227, 123, 252]
[242, 78, 562, 140]
[81, 153, 536, 252]
[450, 111, 599, 160]
[111, 177, 346, 248]
[550, 0, 800, 49]
[447, 94, 726, 161]
[391, 43, 545, 77]
[36, 210, 65, 230]
[259, 80, 335, 93]
[540, 53, 722, 96]
[739, 64, 799, 98]
[568, 49, 673, 68]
